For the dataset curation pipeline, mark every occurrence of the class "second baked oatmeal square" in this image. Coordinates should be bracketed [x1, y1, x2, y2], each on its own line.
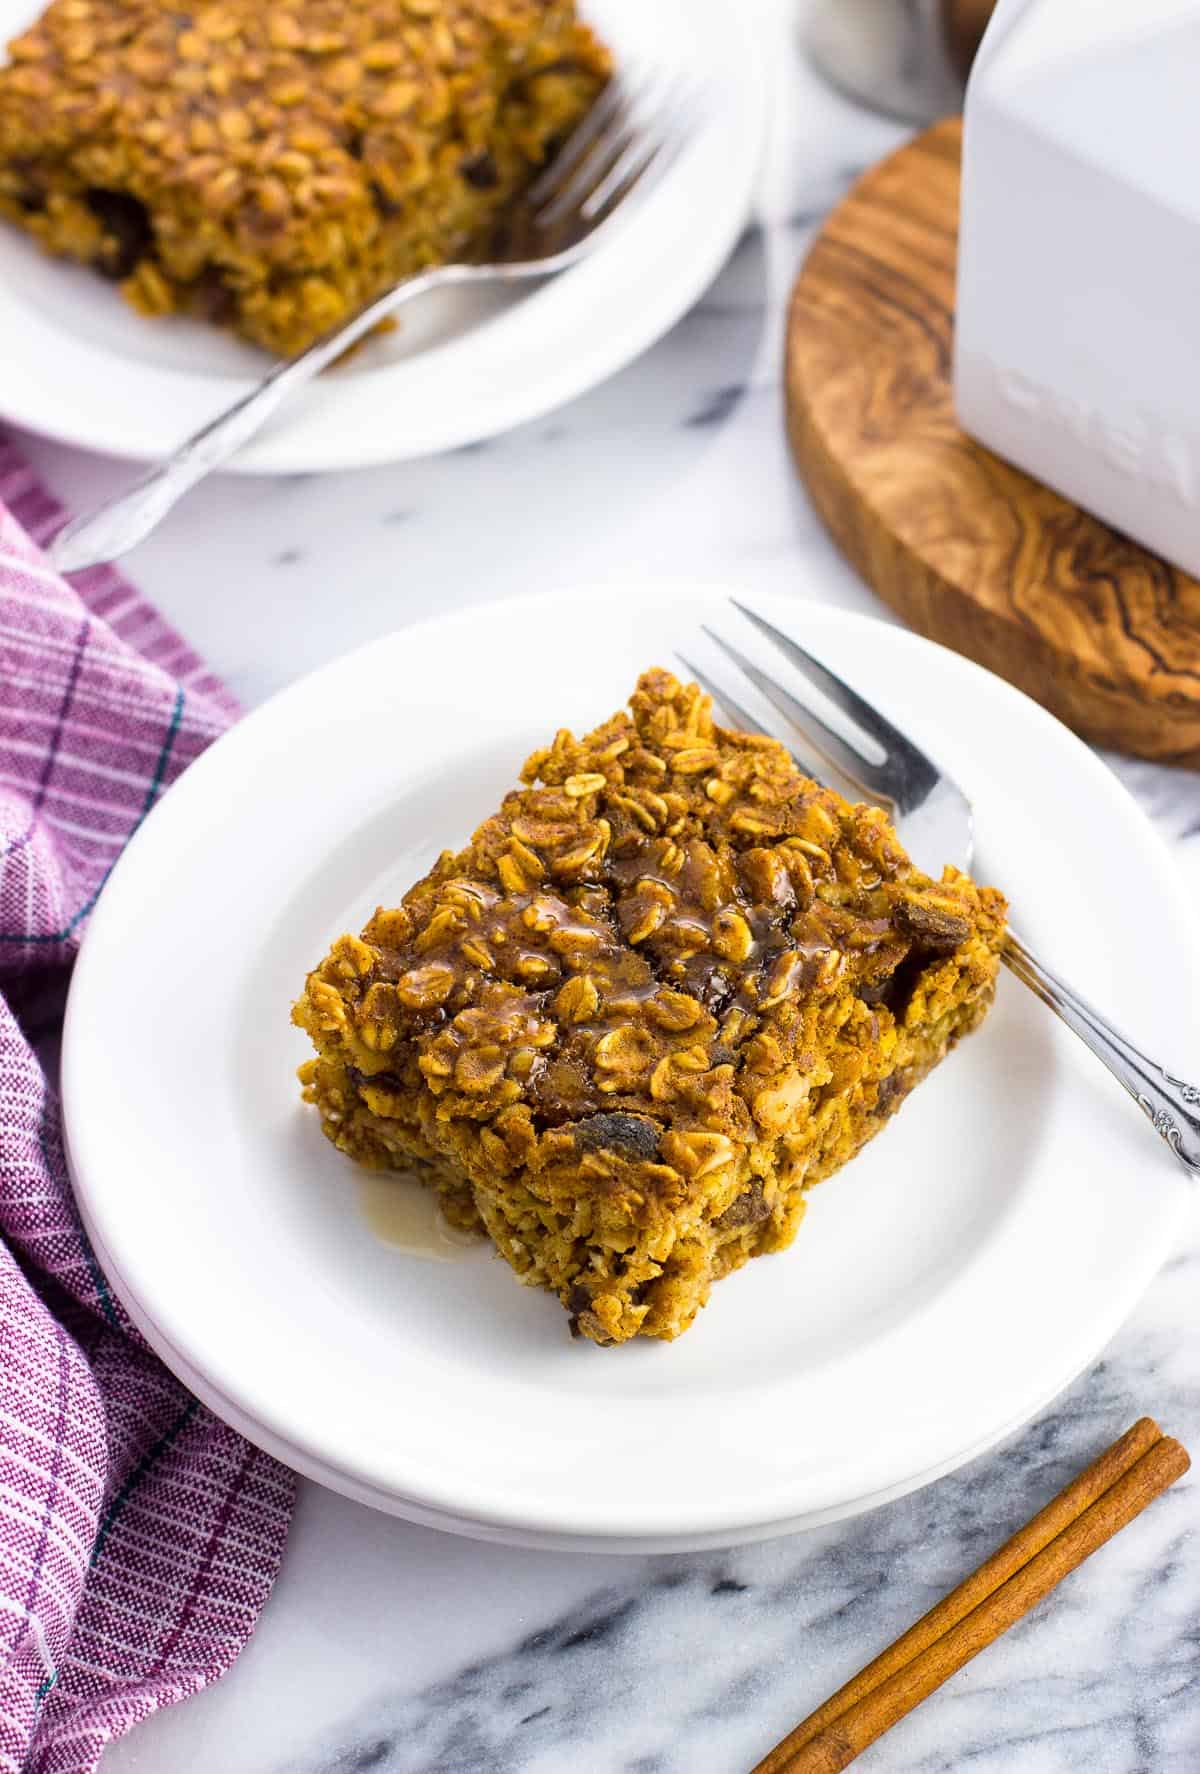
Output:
[0, 0, 610, 354]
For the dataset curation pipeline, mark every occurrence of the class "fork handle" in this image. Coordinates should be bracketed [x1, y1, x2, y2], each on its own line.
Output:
[1004, 931, 1200, 1172]
[48, 262, 468, 574]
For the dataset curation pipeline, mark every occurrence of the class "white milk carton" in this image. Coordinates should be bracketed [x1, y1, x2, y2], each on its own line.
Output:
[954, 0, 1200, 577]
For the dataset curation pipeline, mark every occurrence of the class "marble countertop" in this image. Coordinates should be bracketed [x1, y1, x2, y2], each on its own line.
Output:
[17, 2, 1199, 1769]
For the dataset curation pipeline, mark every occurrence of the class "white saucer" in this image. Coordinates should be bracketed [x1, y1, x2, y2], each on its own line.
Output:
[0, 0, 763, 471]
[63, 588, 1197, 1550]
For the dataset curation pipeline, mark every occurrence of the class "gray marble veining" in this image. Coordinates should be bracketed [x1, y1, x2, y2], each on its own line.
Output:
[287, 1270, 1200, 1774]
[18, 2, 1198, 1770]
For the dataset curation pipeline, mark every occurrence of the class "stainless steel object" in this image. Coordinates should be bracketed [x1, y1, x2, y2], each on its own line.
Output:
[806, 0, 976, 125]
[683, 601, 1200, 1172]
[49, 74, 694, 574]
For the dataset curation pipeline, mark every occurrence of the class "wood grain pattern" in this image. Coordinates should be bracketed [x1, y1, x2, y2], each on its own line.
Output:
[786, 117, 1200, 767]
[939, 0, 996, 80]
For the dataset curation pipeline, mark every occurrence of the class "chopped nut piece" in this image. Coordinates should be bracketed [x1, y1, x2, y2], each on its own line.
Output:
[713, 1178, 772, 1232]
[896, 892, 972, 952]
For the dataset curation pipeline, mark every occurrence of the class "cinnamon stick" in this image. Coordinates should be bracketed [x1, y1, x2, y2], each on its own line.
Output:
[754, 1420, 1189, 1774]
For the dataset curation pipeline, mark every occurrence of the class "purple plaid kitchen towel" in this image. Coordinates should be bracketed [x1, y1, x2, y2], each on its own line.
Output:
[0, 434, 295, 1774]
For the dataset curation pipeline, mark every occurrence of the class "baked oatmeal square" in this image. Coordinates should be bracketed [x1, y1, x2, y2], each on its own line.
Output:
[294, 670, 1007, 1345]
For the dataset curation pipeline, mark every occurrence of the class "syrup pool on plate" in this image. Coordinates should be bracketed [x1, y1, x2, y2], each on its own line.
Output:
[356, 1172, 478, 1262]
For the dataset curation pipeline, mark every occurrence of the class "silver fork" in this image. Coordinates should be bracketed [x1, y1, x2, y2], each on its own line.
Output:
[49, 73, 693, 574]
[683, 601, 1200, 1173]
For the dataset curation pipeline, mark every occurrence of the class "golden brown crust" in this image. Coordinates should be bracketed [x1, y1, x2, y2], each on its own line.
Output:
[0, 0, 609, 354]
[294, 670, 1008, 1345]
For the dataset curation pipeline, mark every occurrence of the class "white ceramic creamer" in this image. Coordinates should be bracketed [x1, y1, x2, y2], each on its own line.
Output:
[955, 0, 1200, 577]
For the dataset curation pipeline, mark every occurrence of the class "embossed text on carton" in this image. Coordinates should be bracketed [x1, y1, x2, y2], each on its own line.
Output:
[964, 353, 1198, 509]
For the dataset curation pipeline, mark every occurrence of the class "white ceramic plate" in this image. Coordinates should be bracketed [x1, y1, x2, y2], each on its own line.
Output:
[0, 0, 762, 472]
[63, 588, 1197, 1551]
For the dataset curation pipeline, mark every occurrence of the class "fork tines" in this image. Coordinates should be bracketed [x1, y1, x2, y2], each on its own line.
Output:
[532, 71, 695, 231]
[682, 601, 941, 816]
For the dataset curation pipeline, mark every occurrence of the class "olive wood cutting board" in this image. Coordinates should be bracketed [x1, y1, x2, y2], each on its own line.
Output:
[785, 117, 1200, 766]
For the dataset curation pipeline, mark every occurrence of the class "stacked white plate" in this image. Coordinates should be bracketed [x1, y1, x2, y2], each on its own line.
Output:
[63, 589, 1198, 1551]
